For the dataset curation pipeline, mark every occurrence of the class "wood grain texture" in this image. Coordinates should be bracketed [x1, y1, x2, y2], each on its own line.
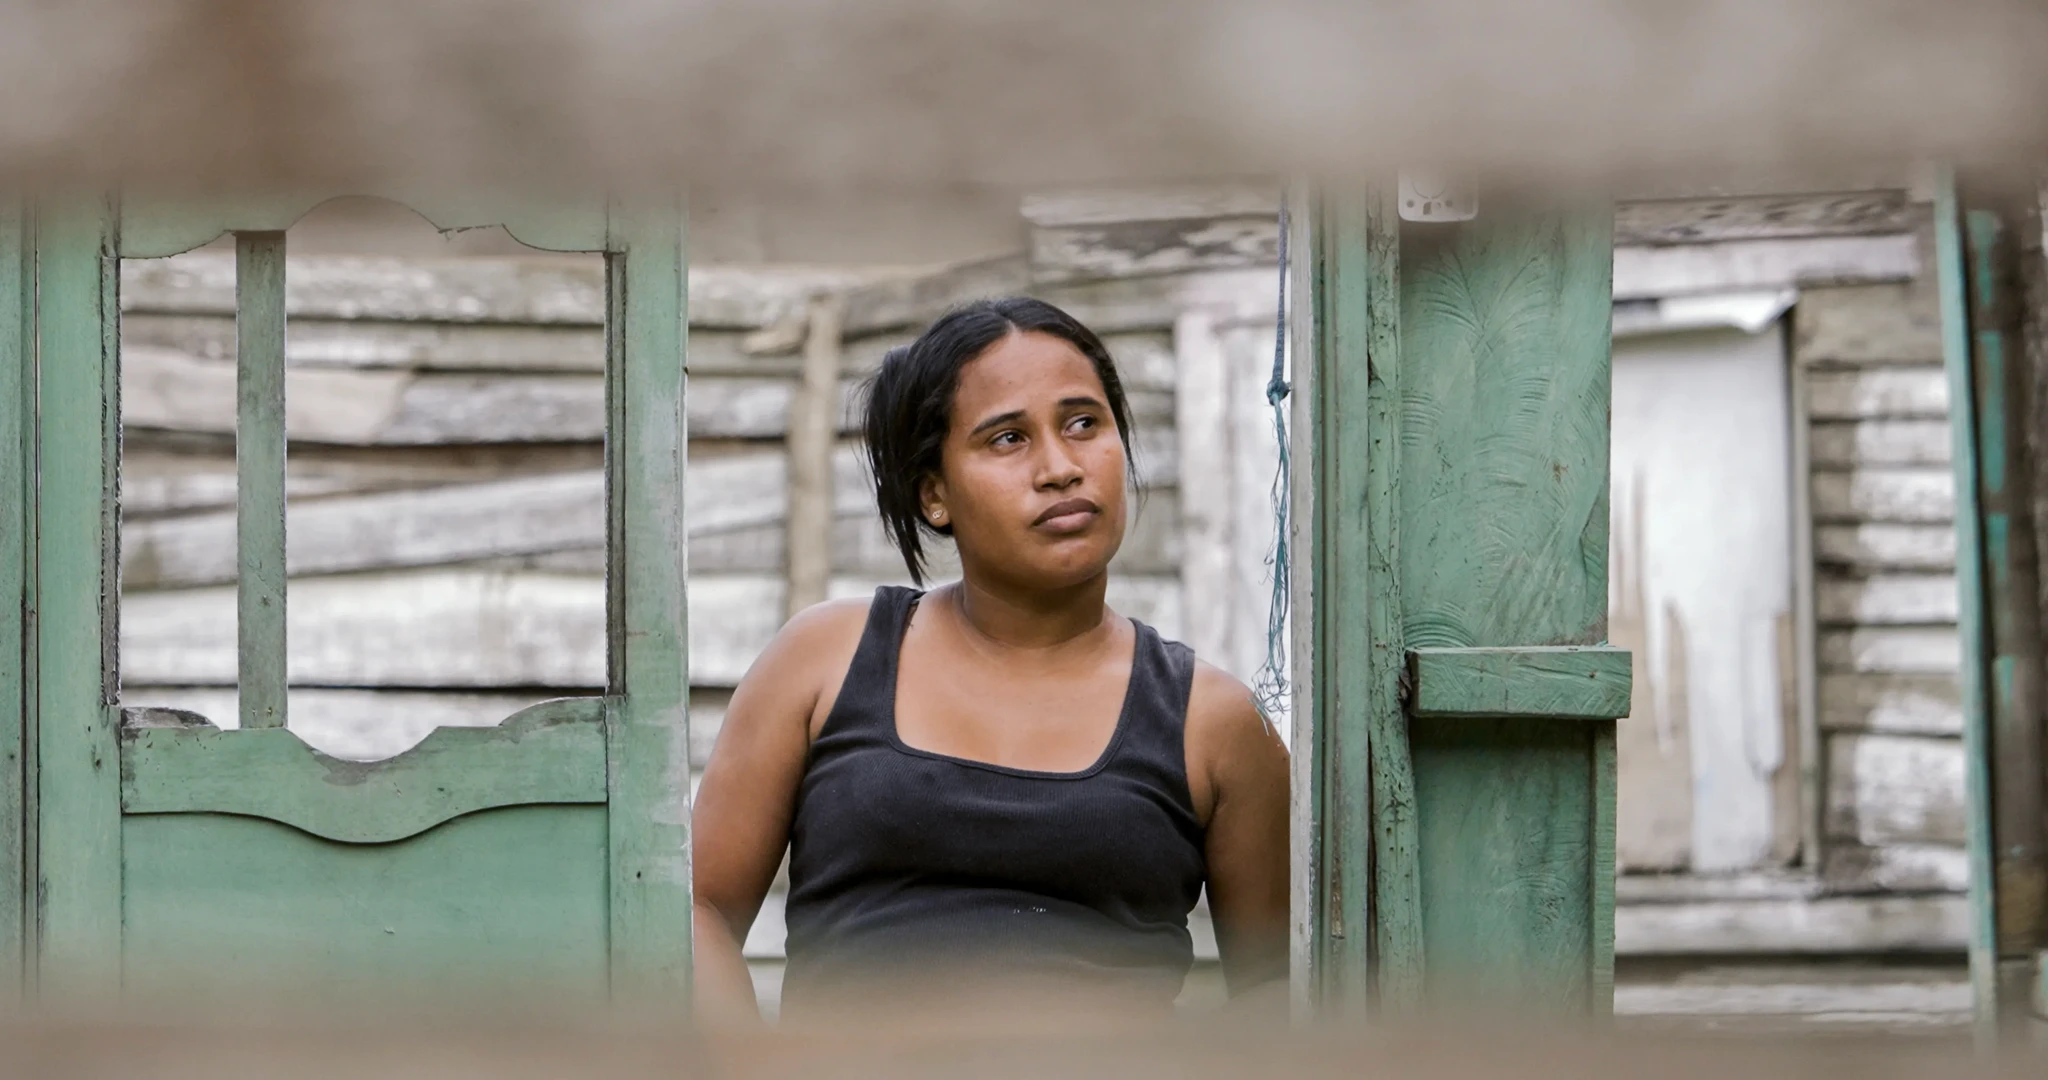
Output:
[1407, 647, 1631, 720]
[1823, 842, 1970, 894]
[0, 197, 27, 990]
[1820, 627, 1962, 674]
[1610, 234, 1918, 301]
[1032, 216, 1279, 285]
[235, 231, 289, 730]
[32, 196, 124, 992]
[121, 438, 604, 517]
[1392, 203, 1618, 1015]
[1817, 673, 1964, 735]
[784, 294, 841, 616]
[1806, 367, 1951, 420]
[1814, 573, 1960, 626]
[1825, 733, 1967, 846]
[1615, 894, 1968, 955]
[603, 201, 693, 997]
[1809, 420, 1953, 468]
[1810, 468, 1956, 523]
[120, 698, 607, 843]
[1814, 523, 1958, 571]
[1612, 190, 1915, 246]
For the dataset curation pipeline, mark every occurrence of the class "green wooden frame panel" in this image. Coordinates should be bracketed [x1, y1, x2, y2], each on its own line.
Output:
[1934, 169, 2002, 1037]
[0, 198, 29, 992]
[120, 698, 606, 843]
[603, 200, 693, 999]
[1408, 647, 1631, 721]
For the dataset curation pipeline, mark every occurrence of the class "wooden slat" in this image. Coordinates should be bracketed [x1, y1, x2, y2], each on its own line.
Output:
[1814, 573, 1959, 626]
[1805, 367, 1950, 420]
[1407, 647, 1632, 720]
[1814, 523, 1957, 572]
[122, 434, 1181, 589]
[1614, 894, 1968, 955]
[785, 295, 842, 616]
[1825, 733, 1966, 846]
[1819, 627, 1961, 674]
[119, 568, 1186, 691]
[1021, 185, 1282, 228]
[1036, 268, 1277, 332]
[1611, 234, 1918, 301]
[1822, 843, 1970, 894]
[1032, 216, 1279, 285]
[122, 439, 603, 517]
[1612, 191, 1915, 246]
[120, 698, 607, 843]
[1818, 673, 1963, 735]
[121, 345, 1175, 445]
[235, 231, 289, 731]
[1795, 282, 1943, 367]
[1808, 420, 1951, 468]
[1810, 468, 1954, 523]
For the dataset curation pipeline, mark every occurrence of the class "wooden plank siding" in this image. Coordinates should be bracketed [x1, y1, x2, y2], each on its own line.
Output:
[1794, 211, 1969, 908]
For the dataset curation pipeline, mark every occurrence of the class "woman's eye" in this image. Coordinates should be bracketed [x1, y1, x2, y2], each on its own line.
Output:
[990, 430, 1023, 447]
[1068, 415, 1098, 434]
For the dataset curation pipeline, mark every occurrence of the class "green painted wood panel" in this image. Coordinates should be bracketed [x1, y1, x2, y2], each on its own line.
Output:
[121, 806, 608, 999]
[1408, 647, 1631, 720]
[121, 698, 606, 843]
[33, 196, 124, 994]
[1395, 205, 1617, 1015]
[235, 231, 289, 731]
[604, 201, 693, 999]
[1933, 170, 2002, 1039]
[0, 198, 29, 992]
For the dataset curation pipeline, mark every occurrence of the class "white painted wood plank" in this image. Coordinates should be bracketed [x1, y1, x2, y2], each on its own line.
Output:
[1818, 627, 1961, 674]
[1614, 895, 1968, 954]
[1805, 368, 1949, 420]
[1807, 420, 1951, 468]
[1611, 234, 1919, 301]
[1813, 524, 1957, 572]
[1821, 843, 1969, 894]
[1175, 311, 1233, 671]
[1810, 469, 1954, 523]
[1795, 282, 1944, 367]
[1824, 733, 1966, 846]
[1033, 217, 1279, 286]
[1817, 673, 1962, 735]
[1034, 268, 1278, 332]
[117, 686, 560, 762]
[120, 568, 1185, 689]
[122, 439, 603, 517]
[1814, 574, 1958, 626]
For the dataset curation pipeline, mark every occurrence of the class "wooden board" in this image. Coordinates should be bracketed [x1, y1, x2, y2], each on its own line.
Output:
[119, 568, 1186, 690]
[1819, 627, 1961, 674]
[1817, 673, 1963, 735]
[1822, 843, 1970, 894]
[1612, 191, 1916, 246]
[1824, 733, 1967, 846]
[1805, 368, 1950, 420]
[1808, 420, 1952, 468]
[1814, 524, 1958, 572]
[1810, 468, 1955, 524]
[1814, 574, 1959, 626]
[1614, 894, 1968, 955]
[1032, 216, 1279, 285]
[1795, 282, 1945, 367]
[122, 438, 604, 517]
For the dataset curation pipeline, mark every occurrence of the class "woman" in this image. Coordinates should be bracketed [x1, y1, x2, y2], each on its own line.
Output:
[691, 297, 1290, 1024]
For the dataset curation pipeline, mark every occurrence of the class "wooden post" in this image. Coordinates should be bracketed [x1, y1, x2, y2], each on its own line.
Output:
[234, 231, 288, 731]
[785, 293, 842, 619]
[0, 198, 30, 995]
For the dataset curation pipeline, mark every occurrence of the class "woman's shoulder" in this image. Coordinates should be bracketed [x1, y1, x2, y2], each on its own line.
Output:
[1179, 654, 1289, 806]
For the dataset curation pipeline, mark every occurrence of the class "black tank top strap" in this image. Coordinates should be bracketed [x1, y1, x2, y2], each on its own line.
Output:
[1111, 618, 1201, 816]
[820, 584, 920, 736]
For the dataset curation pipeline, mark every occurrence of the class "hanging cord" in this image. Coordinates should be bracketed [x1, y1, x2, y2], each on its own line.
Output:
[1251, 194, 1292, 720]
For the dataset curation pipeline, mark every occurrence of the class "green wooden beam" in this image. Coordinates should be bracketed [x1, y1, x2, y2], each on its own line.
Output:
[0, 198, 30, 994]
[234, 231, 288, 731]
[603, 200, 693, 1001]
[33, 195, 123, 994]
[1407, 647, 1631, 721]
[121, 698, 606, 843]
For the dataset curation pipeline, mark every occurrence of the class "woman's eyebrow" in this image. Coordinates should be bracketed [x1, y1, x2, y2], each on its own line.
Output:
[967, 409, 1026, 438]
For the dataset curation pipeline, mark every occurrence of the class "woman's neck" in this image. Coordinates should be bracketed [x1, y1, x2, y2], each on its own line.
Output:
[945, 568, 1111, 653]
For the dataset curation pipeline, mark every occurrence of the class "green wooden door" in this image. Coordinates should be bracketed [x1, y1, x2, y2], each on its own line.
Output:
[1306, 189, 1628, 1016]
[11, 194, 692, 1001]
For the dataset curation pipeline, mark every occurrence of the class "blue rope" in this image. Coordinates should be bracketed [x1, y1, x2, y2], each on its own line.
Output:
[1252, 195, 1292, 719]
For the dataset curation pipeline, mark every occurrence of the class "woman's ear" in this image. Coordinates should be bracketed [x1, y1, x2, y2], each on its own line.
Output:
[919, 475, 950, 530]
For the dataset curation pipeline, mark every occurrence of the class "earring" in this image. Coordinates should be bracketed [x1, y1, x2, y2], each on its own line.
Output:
[930, 508, 946, 525]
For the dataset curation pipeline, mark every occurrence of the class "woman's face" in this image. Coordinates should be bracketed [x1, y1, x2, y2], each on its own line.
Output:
[923, 329, 1128, 591]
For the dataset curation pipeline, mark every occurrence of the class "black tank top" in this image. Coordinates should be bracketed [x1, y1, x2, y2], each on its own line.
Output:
[781, 586, 1207, 1012]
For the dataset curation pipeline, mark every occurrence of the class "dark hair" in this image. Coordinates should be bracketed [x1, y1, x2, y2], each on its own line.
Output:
[859, 297, 1137, 585]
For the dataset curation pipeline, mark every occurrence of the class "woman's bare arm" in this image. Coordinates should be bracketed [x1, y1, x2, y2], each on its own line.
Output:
[690, 599, 868, 1023]
[1185, 663, 1292, 1000]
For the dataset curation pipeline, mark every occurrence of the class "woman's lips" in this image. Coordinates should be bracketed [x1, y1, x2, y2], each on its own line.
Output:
[1033, 497, 1100, 534]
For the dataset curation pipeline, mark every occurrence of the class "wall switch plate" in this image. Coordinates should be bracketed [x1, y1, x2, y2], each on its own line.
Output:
[1398, 173, 1478, 222]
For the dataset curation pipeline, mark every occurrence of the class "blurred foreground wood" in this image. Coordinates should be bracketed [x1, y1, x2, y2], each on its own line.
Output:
[0, 1005, 2037, 1080]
